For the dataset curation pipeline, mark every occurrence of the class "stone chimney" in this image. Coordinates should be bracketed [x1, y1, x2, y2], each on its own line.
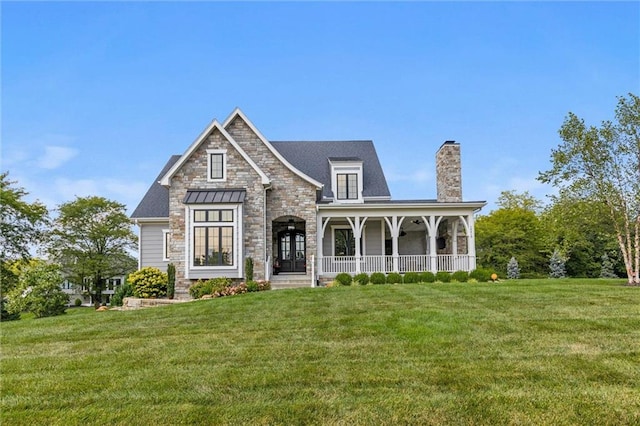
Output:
[436, 141, 462, 202]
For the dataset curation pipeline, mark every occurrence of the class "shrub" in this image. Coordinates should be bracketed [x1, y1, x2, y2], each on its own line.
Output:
[335, 273, 353, 286]
[0, 297, 20, 321]
[214, 283, 247, 297]
[549, 249, 566, 278]
[387, 272, 403, 284]
[7, 263, 68, 318]
[167, 263, 176, 299]
[419, 271, 436, 283]
[189, 277, 233, 299]
[129, 267, 168, 298]
[435, 271, 451, 283]
[507, 257, 520, 279]
[246, 280, 270, 292]
[245, 257, 254, 281]
[370, 272, 386, 285]
[600, 253, 618, 278]
[111, 282, 134, 306]
[354, 273, 369, 285]
[451, 270, 469, 282]
[403, 272, 420, 283]
[469, 268, 493, 282]
[74, 298, 83, 307]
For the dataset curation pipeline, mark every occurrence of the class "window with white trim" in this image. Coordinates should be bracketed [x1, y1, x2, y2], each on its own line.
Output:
[329, 159, 363, 203]
[332, 226, 366, 256]
[192, 209, 235, 267]
[162, 229, 171, 261]
[207, 149, 227, 181]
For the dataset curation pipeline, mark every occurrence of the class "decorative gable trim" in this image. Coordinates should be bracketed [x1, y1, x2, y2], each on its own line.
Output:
[222, 108, 323, 189]
[159, 120, 270, 187]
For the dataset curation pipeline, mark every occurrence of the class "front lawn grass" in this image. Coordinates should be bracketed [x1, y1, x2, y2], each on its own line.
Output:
[2, 279, 639, 425]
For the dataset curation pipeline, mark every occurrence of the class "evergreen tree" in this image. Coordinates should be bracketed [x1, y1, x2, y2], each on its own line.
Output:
[549, 249, 566, 278]
[599, 253, 618, 278]
[507, 257, 520, 279]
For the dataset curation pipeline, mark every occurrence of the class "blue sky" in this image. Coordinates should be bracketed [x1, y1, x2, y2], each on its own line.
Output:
[2, 1, 638, 215]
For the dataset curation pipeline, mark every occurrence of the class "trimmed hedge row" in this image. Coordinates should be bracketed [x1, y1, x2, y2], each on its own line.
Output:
[328, 269, 497, 285]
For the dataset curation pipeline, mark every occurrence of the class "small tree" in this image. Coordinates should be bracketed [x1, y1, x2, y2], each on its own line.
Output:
[167, 263, 176, 299]
[549, 249, 566, 278]
[7, 263, 68, 318]
[507, 257, 520, 279]
[129, 267, 168, 298]
[245, 257, 254, 281]
[600, 253, 618, 278]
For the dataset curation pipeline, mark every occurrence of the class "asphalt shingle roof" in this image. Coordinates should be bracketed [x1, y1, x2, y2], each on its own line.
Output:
[271, 140, 391, 199]
[131, 155, 181, 219]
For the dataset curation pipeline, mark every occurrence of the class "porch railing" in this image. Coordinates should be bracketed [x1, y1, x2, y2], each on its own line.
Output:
[320, 255, 475, 276]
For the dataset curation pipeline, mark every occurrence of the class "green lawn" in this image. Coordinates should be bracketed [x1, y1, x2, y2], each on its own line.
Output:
[2, 279, 639, 425]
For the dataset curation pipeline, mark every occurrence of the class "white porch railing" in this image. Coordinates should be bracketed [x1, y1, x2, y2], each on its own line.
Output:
[320, 255, 475, 276]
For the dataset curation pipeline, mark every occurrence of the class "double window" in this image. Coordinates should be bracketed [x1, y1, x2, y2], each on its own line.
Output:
[337, 173, 358, 200]
[193, 209, 234, 266]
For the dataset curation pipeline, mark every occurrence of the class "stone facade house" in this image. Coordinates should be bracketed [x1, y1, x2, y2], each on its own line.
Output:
[131, 108, 485, 297]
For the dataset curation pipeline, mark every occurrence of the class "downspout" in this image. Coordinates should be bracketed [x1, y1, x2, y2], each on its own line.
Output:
[264, 183, 272, 280]
[133, 218, 141, 270]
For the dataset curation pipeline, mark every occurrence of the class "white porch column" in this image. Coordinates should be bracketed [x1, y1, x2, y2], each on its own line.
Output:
[424, 215, 442, 273]
[467, 214, 477, 270]
[318, 217, 331, 276]
[347, 216, 367, 275]
[452, 219, 459, 270]
[384, 215, 404, 273]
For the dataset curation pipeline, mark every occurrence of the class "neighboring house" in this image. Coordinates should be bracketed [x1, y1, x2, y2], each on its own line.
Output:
[131, 108, 485, 297]
[61, 277, 124, 306]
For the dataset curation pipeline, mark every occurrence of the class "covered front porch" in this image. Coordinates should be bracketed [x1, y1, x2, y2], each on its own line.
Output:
[316, 201, 484, 278]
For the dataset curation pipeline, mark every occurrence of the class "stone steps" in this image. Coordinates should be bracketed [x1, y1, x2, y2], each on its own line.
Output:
[270, 274, 313, 289]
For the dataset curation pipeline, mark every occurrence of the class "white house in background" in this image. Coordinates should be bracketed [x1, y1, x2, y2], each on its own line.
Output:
[61, 277, 124, 306]
[131, 108, 485, 297]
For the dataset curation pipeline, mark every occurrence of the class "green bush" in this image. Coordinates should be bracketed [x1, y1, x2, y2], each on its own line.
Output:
[189, 277, 233, 299]
[74, 298, 83, 307]
[167, 263, 176, 300]
[335, 273, 353, 286]
[129, 267, 168, 298]
[246, 280, 270, 292]
[111, 282, 134, 306]
[189, 279, 213, 299]
[435, 271, 451, 283]
[354, 273, 369, 285]
[403, 272, 420, 283]
[1, 297, 20, 321]
[7, 263, 68, 318]
[387, 272, 403, 284]
[419, 271, 436, 283]
[245, 257, 254, 281]
[370, 272, 386, 285]
[451, 270, 469, 282]
[469, 268, 494, 282]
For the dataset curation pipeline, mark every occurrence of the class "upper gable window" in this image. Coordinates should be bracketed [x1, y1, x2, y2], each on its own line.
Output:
[207, 149, 227, 182]
[329, 158, 363, 203]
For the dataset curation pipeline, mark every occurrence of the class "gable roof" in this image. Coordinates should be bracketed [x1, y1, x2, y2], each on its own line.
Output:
[131, 155, 181, 219]
[222, 108, 323, 189]
[158, 119, 270, 187]
[270, 140, 391, 200]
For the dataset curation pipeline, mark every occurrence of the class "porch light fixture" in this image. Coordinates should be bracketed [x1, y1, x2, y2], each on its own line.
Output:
[412, 219, 422, 225]
[287, 218, 295, 230]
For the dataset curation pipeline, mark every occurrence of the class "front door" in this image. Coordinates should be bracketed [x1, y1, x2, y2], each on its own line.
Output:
[278, 230, 306, 273]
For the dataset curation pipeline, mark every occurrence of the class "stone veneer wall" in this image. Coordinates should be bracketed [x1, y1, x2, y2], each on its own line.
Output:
[436, 141, 462, 203]
[225, 117, 318, 281]
[168, 127, 265, 298]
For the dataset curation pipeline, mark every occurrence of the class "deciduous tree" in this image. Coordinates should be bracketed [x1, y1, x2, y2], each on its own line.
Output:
[0, 173, 48, 293]
[539, 93, 639, 284]
[47, 196, 137, 306]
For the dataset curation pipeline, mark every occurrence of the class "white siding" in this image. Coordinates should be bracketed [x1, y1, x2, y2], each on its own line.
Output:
[140, 223, 170, 270]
